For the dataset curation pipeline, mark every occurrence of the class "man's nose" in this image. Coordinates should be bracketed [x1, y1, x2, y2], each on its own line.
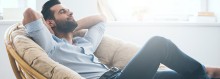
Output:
[68, 11, 73, 16]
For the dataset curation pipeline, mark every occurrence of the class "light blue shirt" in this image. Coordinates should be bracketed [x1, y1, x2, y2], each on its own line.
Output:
[25, 19, 108, 79]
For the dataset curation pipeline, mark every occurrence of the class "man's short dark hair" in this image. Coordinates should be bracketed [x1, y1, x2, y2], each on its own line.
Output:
[41, 0, 61, 20]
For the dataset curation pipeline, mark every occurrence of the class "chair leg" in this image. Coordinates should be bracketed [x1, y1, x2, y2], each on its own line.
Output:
[7, 51, 22, 79]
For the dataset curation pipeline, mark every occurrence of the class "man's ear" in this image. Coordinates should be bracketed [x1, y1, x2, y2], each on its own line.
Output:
[45, 20, 56, 27]
[45, 19, 55, 34]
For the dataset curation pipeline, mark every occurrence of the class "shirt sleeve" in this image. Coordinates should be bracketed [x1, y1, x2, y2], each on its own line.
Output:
[83, 22, 106, 52]
[25, 19, 56, 55]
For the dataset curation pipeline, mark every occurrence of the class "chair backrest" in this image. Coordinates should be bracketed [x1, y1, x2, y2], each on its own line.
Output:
[4, 23, 84, 79]
[4, 23, 47, 79]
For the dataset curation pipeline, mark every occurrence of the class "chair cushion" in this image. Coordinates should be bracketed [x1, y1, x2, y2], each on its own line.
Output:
[94, 35, 140, 69]
[94, 35, 168, 70]
[11, 23, 83, 79]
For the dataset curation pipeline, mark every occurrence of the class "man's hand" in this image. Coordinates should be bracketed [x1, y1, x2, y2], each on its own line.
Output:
[206, 66, 220, 78]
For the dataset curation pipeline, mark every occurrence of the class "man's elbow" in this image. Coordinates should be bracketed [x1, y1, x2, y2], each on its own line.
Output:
[98, 15, 107, 22]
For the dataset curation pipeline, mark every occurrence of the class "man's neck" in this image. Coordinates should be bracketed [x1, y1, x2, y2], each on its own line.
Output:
[55, 32, 73, 44]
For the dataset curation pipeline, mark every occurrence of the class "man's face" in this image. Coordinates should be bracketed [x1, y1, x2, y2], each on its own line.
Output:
[50, 4, 78, 33]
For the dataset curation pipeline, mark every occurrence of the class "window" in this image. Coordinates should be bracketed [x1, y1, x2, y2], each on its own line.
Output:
[99, 0, 219, 22]
[0, 0, 36, 20]
[209, 0, 220, 21]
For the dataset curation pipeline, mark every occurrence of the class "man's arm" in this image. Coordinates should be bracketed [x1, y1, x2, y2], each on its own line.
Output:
[23, 8, 55, 54]
[72, 15, 106, 37]
[83, 22, 106, 53]
[72, 29, 88, 37]
[76, 15, 106, 30]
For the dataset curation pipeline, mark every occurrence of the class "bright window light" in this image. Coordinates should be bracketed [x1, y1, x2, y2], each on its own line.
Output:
[107, 0, 202, 22]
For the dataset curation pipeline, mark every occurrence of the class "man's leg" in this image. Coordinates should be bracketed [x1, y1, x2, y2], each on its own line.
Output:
[116, 36, 209, 79]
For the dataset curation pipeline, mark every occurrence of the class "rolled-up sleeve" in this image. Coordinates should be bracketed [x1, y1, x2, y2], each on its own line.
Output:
[83, 22, 106, 52]
[25, 19, 56, 55]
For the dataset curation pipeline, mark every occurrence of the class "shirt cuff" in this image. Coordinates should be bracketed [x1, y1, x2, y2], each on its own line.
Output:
[25, 19, 44, 33]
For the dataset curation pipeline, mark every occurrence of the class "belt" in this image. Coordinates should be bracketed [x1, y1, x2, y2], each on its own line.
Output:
[99, 67, 121, 79]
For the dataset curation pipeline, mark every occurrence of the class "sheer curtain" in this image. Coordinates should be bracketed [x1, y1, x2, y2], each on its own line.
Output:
[97, 0, 116, 21]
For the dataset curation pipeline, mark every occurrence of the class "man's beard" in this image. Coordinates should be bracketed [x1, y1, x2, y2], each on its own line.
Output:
[54, 19, 78, 34]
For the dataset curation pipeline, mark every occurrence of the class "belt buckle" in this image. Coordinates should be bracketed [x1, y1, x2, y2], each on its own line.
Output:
[110, 67, 120, 72]
[99, 67, 121, 79]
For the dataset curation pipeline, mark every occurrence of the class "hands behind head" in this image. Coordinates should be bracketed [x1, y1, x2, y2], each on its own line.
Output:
[22, 8, 55, 34]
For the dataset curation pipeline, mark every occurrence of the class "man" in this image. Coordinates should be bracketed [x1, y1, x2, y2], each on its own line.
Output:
[23, 0, 220, 79]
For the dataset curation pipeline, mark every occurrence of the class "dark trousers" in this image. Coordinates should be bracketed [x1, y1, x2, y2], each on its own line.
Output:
[116, 36, 209, 79]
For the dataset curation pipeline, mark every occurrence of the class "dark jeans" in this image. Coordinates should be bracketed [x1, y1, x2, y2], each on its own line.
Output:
[115, 36, 209, 79]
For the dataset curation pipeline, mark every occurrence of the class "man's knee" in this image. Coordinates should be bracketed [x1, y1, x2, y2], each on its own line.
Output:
[148, 36, 167, 43]
[145, 36, 171, 49]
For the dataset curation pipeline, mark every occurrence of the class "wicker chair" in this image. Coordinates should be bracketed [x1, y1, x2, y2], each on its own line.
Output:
[4, 23, 142, 79]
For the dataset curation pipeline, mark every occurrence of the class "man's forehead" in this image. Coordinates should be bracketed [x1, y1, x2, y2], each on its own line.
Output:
[50, 4, 67, 12]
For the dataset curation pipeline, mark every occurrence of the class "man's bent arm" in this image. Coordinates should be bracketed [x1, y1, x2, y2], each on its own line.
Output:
[23, 8, 56, 55]
[72, 15, 106, 37]
[83, 22, 106, 52]
[75, 15, 106, 31]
